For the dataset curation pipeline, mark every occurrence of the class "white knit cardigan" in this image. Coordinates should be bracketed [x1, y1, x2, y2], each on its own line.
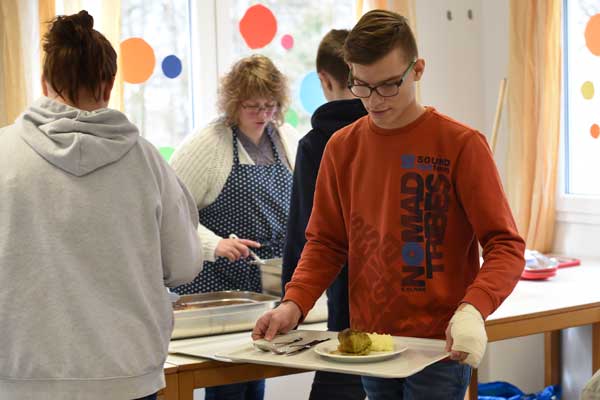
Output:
[170, 119, 300, 261]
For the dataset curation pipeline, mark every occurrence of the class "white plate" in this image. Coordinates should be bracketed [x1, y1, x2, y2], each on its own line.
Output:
[313, 340, 408, 363]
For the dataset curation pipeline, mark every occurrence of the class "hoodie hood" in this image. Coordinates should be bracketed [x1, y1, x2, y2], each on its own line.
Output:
[310, 98, 368, 139]
[18, 97, 139, 176]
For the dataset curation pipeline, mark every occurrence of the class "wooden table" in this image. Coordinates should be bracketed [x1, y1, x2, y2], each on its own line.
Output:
[160, 353, 305, 400]
[466, 258, 600, 399]
[162, 259, 600, 400]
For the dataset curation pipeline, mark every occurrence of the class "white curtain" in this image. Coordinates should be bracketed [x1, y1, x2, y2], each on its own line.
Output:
[0, 0, 39, 127]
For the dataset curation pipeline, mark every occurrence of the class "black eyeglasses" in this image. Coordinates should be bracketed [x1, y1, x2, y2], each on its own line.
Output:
[348, 59, 417, 98]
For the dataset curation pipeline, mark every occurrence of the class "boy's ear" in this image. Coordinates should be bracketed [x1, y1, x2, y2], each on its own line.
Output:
[318, 71, 334, 92]
[413, 58, 425, 82]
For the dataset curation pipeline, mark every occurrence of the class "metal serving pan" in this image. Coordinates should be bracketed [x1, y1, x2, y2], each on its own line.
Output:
[259, 258, 283, 296]
[171, 291, 280, 339]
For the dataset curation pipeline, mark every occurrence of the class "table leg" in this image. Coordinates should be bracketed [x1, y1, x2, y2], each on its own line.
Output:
[593, 322, 600, 373]
[178, 370, 195, 400]
[544, 331, 561, 386]
[160, 372, 179, 400]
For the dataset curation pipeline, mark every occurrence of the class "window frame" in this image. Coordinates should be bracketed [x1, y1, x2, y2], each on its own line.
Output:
[190, 0, 220, 131]
[556, 0, 600, 225]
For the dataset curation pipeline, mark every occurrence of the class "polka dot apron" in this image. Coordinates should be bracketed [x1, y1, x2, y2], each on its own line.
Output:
[174, 126, 292, 294]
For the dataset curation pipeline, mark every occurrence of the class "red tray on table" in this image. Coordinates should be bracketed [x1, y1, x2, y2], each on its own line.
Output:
[521, 253, 580, 280]
[548, 255, 581, 268]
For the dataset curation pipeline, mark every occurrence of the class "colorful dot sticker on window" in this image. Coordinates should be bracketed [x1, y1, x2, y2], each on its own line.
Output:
[299, 71, 326, 115]
[591, 124, 600, 139]
[121, 38, 156, 84]
[162, 55, 182, 79]
[281, 34, 294, 50]
[239, 5, 277, 49]
[581, 81, 594, 99]
[159, 146, 175, 161]
[285, 108, 299, 127]
[585, 14, 600, 56]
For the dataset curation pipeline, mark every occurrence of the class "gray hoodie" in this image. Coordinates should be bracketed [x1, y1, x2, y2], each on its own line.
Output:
[0, 97, 203, 399]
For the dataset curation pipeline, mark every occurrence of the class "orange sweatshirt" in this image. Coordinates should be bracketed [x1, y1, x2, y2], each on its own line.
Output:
[284, 107, 525, 339]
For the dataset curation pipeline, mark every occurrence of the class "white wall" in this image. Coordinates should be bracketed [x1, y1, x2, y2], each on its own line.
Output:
[417, 0, 509, 174]
[417, 0, 485, 133]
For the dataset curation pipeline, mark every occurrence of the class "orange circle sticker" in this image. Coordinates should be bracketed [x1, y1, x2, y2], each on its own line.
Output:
[585, 14, 600, 56]
[121, 37, 156, 84]
[591, 124, 600, 139]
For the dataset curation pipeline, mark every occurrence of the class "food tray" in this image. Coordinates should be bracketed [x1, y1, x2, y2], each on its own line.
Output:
[200, 330, 449, 378]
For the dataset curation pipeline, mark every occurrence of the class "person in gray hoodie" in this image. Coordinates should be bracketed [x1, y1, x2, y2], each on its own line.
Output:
[0, 10, 202, 400]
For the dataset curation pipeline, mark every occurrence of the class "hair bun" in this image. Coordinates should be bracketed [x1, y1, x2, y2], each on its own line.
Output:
[48, 10, 94, 47]
[71, 10, 94, 30]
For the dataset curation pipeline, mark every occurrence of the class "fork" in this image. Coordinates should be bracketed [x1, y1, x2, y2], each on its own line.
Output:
[282, 338, 331, 356]
[273, 337, 303, 346]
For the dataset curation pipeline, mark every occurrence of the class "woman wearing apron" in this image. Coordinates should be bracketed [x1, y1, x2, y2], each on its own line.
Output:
[170, 55, 299, 400]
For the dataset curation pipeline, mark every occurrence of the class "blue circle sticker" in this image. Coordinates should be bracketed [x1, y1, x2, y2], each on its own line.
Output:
[299, 71, 326, 115]
[162, 55, 182, 79]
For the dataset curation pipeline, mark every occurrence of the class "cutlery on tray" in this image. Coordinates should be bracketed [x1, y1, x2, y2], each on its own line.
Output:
[283, 338, 330, 356]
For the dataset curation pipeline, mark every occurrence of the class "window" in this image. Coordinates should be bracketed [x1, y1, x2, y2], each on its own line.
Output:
[55, 0, 194, 158]
[563, 0, 600, 197]
[55, 1, 357, 157]
[121, 0, 193, 152]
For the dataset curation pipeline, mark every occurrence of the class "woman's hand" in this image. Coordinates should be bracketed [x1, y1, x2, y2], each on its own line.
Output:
[215, 237, 261, 262]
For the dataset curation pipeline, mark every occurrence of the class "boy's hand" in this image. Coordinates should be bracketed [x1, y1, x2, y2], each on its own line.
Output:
[445, 303, 487, 368]
[252, 301, 302, 341]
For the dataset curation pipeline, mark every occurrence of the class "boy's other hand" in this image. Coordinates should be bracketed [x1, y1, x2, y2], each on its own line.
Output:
[445, 303, 487, 368]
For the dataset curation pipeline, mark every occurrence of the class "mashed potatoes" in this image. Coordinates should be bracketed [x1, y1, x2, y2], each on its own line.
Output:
[367, 333, 394, 352]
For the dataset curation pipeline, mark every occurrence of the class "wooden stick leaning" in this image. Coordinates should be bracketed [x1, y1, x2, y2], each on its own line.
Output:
[490, 78, 508, 154]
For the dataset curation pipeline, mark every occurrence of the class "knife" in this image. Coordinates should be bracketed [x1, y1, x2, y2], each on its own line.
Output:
[284, 338, 330, 356]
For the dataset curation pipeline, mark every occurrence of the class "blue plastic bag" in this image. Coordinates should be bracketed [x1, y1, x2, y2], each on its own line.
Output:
[478, 381, 561, 400]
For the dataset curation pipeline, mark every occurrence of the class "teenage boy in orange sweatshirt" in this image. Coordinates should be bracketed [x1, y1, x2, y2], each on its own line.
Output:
[254, 10, 525, 399]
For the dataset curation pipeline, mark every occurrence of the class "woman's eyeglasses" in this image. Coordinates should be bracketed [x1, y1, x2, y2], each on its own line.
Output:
[241, 103, 278, 115]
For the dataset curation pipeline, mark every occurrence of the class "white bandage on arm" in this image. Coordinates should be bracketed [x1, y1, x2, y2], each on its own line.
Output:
[449, 303, 487, 368]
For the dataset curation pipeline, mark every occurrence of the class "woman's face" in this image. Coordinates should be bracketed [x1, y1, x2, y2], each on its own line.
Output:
[237, 97, 277, 137]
